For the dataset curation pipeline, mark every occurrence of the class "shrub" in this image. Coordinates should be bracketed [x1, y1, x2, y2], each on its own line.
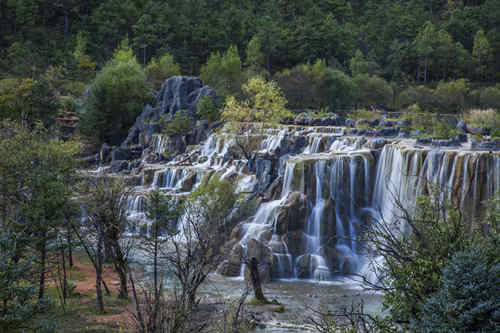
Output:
[352, 74, 393, 108]
[274, 64, 317, 109]
[315, 67, 356, 111]
[479, 85, 500, 110]
[432, 120, 457, 139]
[197, 95, 222, 122]
[162, 110, 195, 137]
[434, 78, 469, 113]
[0, 77, 59, 127]
[397, 85, 440, 112]
[413, 248, 500, 332]
[80, 46, 151, 145]
[347, 109, 382, 122]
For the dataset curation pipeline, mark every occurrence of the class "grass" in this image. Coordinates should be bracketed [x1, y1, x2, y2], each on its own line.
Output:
[347, 109, 382, 121]
[463, 108, 499, 128]
[247, 298, 285, 313]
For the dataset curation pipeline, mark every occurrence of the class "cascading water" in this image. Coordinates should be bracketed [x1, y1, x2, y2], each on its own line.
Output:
[118, 122, 500, 283]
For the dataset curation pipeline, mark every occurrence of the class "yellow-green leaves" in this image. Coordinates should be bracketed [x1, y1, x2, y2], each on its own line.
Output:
[221, 77, 292, 124]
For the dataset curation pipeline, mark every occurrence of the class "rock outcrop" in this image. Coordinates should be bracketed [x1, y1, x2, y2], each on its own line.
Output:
[122, 76, 214, 148]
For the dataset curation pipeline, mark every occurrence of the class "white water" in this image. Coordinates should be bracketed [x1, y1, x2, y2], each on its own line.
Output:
[120, 124, 500, 283]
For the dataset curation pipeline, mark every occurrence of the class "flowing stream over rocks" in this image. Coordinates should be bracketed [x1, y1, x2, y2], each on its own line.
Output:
[97, 120, 500, 283]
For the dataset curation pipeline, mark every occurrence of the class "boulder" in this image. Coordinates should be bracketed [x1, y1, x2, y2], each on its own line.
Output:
[455, 133, 467, 143]
[471, 140, 500, 150]
[432, 139, 460, 147]
[109, 160, 128, 173]
[369, 138, 387, 150]
[396, 120, 410, 128]
[283, 231, 306, 257]
[217, 260, 241, 277]
[456, 121, 467, 132]
[122, 76, 215, 147]
[275, 192, 308, 235]
[332, 114, 345, 126]
[374, 127, 399, 137]
[345, 118, 354, 127]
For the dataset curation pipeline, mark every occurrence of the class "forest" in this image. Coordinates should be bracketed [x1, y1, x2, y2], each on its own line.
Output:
[1, 1, 500, 332]
[1, 0, 500, 113]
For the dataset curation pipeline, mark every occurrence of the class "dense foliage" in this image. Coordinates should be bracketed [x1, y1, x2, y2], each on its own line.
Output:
[1, 0, 499, 112]
[80, 46, 152, 145]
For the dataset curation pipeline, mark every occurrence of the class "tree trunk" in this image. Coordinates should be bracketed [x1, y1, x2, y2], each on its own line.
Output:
[117, 264, 128, 299]
[424, 56, 428, 83]
[249, 257, 267, 303]
[67, 229, 73, 268]
[96, 234, 104, 313]
[38, 239, 46, 302]
[60, 244, 67, 300]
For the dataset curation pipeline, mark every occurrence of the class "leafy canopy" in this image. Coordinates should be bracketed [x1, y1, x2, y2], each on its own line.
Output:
[222, 77, 292, 124]
[80, 45, 151, 145]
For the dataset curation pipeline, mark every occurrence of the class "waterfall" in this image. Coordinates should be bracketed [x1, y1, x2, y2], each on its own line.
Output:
[120, 121, 500, 283]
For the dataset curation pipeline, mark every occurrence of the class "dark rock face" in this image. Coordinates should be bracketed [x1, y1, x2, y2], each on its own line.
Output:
[122, 76, 214, 147]
[471, 140, 500, 150]
[374, 127, 399, 137]
[109, 160, 129, 173]
[275, 192, 308, 235]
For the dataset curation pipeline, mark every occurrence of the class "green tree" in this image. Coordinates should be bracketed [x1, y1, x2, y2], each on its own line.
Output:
[479, 85, 500, 110]
[349, 49, 382, 77]
[0, 121, 79, 303]
[414, 21, 436, 83]
[0, 78, 59, 127]
[353, 74, 393, 108]
[366, 188, 499, 327]
[434, 78, 469, 113]
[472, 29, 493, 81]
[245, 36, 267, 78]
[145, 53, 181, 91]
[222, 77, 292, 123]
[0, 231, 47, 332]
[315, 68, 356, 111]
[73, 31, 96, 82]
[413, 248, 500, 332]
[200, 45, 243, 97]
[80, 46, 152, 146]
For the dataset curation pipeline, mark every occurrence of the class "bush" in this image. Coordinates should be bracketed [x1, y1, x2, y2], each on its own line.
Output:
[397, 85, 440, 112]
[197, 95, 222, 122]
[479, 85, 500, 110]
[274, 60, 357, 111]
[80, 47, 151, 145]
[162, 110, 195, 137]
[274, 62, 321, 109]
[0, 77, 59, 127]
[352, 74, 393, 108]
[432, 120, 457, 139]
[413, 248, 500, 332]
[146, 53, 181, 91]
[434, 78, 469, 113]
[316, 67, 356, 111]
